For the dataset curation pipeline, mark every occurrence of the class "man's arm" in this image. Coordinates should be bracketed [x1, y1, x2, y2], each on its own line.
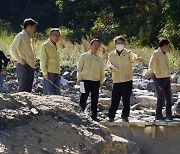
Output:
[148, 52, 157, 79]
[9, 33, 23, 63]
[77, 55, 84, 85]
[40, 45, 48, 80]
[106, 54, 118, 71]
[129, 50, 142, 62]
[100, 59, 105, 86]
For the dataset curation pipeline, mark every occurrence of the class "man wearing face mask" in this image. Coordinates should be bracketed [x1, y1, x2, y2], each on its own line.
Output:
[148, 38, 173, 120]
[107, 36, 142, 122]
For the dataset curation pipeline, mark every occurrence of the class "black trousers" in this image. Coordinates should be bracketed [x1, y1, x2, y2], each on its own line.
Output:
[80, 80, 100, 117]
[109, 80, 132, 119]
[154, 77, 172, 116]
[16, 63, 34, 92]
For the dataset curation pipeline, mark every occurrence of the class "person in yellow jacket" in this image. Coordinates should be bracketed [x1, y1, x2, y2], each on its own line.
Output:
[10, 18, 37, 92]
[40, 28, 61, 95]
[107, 36, 142, 122]
[77, 39, 105, 121]
[148, 38, 173, 120]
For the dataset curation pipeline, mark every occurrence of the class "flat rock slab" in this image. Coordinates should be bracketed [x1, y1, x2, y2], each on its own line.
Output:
[101, 119, 180, 127]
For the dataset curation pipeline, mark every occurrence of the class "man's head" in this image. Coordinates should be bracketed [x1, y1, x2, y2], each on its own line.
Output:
[90, 39, 101, 54]
[49, 28, 61, 44]
[23, 18, 37, 35]
[159, 38, 170, 53]
[114, 36, 125, 51]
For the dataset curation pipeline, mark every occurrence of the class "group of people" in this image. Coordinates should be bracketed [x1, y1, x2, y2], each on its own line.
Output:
[9, 18, 61, 95]
[77, 36, 173, 122]
[0, 18, 173, 122]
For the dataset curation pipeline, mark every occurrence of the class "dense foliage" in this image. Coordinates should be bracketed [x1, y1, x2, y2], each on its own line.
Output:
[0, 0, 179, 48]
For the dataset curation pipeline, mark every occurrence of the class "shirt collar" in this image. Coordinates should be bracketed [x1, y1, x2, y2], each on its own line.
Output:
[22, 30, 30, 39]
[89, 51, 97, 56]
[114, 49, 124, 55]
[158, 47, 166, 55]
[48, 39, 56, 47]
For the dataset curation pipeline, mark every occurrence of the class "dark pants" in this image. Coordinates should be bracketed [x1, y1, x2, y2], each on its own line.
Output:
[109, 80, 132, 119]
[0, 75, 3, 93]
[80, 80, 100, 117]
[154, 77, 172, 116]
[16, 63, 34, 92]
[43, 73, 60, 95]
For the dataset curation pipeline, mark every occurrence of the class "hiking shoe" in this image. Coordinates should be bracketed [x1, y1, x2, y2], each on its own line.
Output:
[108, 118, 114, 122]
[155, 115, 165, 120]
[122, 117, 129, 122]
[91, 116, 100, 122]
[166, 115, 173, 120]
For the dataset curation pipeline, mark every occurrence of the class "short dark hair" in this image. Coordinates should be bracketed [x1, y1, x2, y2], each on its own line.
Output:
[90, 38, 101, 45]
[159, 38, 169, 47]
[23, 18, 38, 29]
[114, 35, 125, 44]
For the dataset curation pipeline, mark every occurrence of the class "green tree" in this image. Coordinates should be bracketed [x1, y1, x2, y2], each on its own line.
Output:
[0, 0, 60, 32]
[159, 0, 180, 48]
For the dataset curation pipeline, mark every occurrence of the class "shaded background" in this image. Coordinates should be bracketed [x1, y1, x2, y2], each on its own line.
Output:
[0, 0, 179, 47]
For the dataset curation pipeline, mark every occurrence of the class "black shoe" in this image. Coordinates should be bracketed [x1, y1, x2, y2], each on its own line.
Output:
[155, 115, 165, 120]
[108, 118, 114, 122]
[91, 116, 100, 122]
[122, 117, 129, 122]
[166, 115, 173, 120]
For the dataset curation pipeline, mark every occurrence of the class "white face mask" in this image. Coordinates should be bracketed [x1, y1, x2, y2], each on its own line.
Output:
[116, 44, 124, 51]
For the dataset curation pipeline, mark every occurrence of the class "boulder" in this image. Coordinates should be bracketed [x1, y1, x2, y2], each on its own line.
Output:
[0, 93, 140, 154]
[177, 75, 180, 84]
[98, 98, 111, 106]
[99, 90, 111, 98]
[62, 71, 71, 80]
[147, 81, 156, 92]
[174, 100, 180, 117]
[98, 103, 110, 111]
[34, 84, 43, 94]
[171, 84, 180, 93]
[107, 134, 140, 154]
[133, 79, 141, 89]
[171, 73, 178, 83]
[135, 95, 157, 109]
[71, 70, 77, 79]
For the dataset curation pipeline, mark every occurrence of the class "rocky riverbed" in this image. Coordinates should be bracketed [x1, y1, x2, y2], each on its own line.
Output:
[2, 61, 180, 122]
[1, 61, 180, 154]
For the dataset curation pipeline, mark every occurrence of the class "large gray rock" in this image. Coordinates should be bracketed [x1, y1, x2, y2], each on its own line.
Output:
[62, 71, 71, 80]
[71, 70, 77, 79]
[99, 90, 111, 98]
[171, 84, 180, 92]
[98, 98, 111, 106]
[135, 95, 157, 109]
[171, 73, 178, 83]
[0, 93, 140, 154]
[147, 81, 156, 92]
[174, 100, 180, 117]
[177, 75, 180, 84]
